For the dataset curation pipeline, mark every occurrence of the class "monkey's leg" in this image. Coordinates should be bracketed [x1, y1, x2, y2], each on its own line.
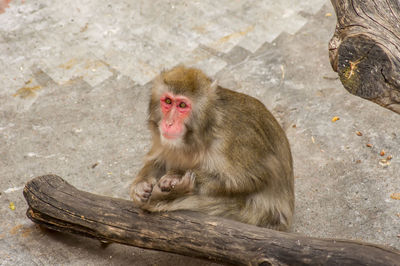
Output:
[144, 193, 243, 221]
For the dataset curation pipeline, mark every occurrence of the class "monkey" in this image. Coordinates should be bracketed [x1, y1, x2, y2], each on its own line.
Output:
[130, 65, 294, 231]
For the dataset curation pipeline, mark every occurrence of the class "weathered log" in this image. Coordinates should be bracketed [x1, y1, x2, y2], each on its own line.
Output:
[23, 175, 400, 265]
[329, 0, 400, 114]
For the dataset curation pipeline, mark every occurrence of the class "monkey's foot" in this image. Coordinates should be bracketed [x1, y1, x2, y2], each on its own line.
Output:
[158, 174, 182, 192]
[130, 181, 154, 205]
[151, 171, 195, 201]
[160, 171, 195, 193]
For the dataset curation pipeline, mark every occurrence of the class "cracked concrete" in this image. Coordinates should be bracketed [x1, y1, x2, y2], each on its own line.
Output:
[0, 0, 399, 265]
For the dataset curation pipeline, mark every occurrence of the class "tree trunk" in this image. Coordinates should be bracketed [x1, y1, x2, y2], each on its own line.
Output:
[23, 175, 400, 266]
[329, 0, 400, 114]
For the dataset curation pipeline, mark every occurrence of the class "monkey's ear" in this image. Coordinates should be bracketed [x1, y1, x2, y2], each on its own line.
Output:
[153, 74, 164, 86]
[208, 79, 218, 93]
[152, 74, 167, 96]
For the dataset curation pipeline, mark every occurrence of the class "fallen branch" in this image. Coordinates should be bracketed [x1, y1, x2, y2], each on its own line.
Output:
[23, 175, 400, 265]
[329, 0, 400, 114]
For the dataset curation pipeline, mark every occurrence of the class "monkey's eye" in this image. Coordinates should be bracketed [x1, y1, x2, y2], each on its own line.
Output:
[179, 102, 187, 108]
[165, 98, 172, 104]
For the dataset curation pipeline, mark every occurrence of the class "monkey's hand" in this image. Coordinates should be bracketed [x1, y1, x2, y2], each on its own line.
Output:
[151, 171, 195, 201]
[130, 180, 155, 206]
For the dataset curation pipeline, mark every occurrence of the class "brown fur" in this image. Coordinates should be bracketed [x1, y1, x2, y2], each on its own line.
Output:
[130, 66, 294, 231]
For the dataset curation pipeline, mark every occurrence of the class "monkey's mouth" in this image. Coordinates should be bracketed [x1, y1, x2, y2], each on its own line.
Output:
[162, 132, 183, 140]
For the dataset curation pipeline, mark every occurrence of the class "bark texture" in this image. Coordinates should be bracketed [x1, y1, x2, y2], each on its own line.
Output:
[23, 175, 400, 265]
[329, 0, 400, 114]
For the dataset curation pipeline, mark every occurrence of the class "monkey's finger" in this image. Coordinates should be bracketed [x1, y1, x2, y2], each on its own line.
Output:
[139, 197, 148, 203]
[135, 192, 150, 202]
[131, 194, 145, 204]
[142, 184, 153, 193]
[175, 171, 195, 193]
[141, 191, 152, 199]
[170, 179, 178, 188]
[159, 178, 173, 192]
[160, 187, 172, 192]
[150, 185, 171, 201]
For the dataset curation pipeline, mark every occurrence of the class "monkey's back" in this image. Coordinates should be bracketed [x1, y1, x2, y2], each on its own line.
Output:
[215, 87, 292, 167]
[212, 87, 294, 229]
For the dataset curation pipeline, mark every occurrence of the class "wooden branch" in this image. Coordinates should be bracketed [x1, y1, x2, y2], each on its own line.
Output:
[23, 175, 400, 265]
[329, 0, 400, 114]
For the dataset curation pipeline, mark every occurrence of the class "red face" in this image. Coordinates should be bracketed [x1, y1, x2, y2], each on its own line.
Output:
[160, 93, 192, 140]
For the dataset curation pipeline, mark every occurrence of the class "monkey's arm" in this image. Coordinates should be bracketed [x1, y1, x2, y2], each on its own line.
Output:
[132, 159, 163, 184]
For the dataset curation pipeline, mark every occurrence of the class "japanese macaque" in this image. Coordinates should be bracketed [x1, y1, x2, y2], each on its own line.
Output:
[130, 66, 294, 231]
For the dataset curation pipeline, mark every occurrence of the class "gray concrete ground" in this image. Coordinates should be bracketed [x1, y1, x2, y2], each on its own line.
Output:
[0, 0, 399, 265]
